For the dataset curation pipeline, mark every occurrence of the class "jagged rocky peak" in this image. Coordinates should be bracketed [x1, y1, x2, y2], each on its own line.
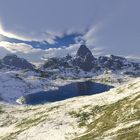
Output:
[73, 45, 96, 71]
[76, 45, 94, 58]
[2, 54, 35, 70]
[42, 44, 140, 74]
[43, 45, 96, 71]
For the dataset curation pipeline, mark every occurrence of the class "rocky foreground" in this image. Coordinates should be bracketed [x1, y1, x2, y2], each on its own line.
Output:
[0, 78, 139, 140]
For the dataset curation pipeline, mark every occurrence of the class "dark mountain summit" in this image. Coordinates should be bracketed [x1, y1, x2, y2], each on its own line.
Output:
[43, 45, 96, 71]
[76, 45, 93, 58]
[1, 54, 35, 70]
[73, 45, 96, 71]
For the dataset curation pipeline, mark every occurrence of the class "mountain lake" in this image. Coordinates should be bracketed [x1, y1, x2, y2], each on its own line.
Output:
[24, 81, 114, 105]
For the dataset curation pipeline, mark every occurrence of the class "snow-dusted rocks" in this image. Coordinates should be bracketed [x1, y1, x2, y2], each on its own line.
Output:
[0, 44, 139, 140]
[73, 45, 96, 71]
[1, 54, 35, 70]
[42, 45, 140, 76]
[0, 71, 50, 103]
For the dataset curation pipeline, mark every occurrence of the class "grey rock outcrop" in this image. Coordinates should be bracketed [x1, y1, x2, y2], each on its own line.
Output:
[73, 45, 96, 71]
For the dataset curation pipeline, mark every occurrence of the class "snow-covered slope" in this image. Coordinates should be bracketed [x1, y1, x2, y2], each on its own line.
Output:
[0, 78, 139, 140]
[0, 45, 139, 104]
[0, 70, 52, 103]
[0, 68, 136, 104]
[0, 45, 139, 140]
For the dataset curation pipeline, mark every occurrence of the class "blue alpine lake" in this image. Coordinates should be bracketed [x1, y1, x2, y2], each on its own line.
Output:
[25, 81, 114, 105]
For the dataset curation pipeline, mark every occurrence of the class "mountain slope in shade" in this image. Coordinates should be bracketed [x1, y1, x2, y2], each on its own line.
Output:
[0, 54, 35, 70]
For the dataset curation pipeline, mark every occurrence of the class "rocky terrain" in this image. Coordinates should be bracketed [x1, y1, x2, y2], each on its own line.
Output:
[0, 45, 139, 140]
[0, 45, 139, 103]
[43, 45, 140, 77]
[0, 54, 35, 70]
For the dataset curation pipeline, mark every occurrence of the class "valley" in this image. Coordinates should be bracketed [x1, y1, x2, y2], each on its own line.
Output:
[0, 45, 139, 140]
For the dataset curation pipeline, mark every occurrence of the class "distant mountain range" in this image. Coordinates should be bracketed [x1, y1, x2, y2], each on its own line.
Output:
[42, 45, 140, 76]
[0, 45, 139, 77]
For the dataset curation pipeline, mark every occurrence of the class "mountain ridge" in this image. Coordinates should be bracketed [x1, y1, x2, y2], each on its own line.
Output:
[0, 45, 139, 77]
[42, 45, 140, 76]
[0, 45, 139, 78]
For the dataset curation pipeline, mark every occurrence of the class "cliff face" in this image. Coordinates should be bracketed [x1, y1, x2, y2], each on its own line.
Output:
[73, 45, 96, 71]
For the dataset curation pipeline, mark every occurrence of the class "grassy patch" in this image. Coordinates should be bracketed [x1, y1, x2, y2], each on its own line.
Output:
[0, 106, 4, 114]
[0, 104, 62, 140]
[69, 110, 91, 127]
[74, 93, 140, 140]
[115, 123, 140, 140]
[1, 113, 48, 140]
[127, 82, 139, 89]
[116, 87, 124, 94]
[16, 114, 48, 129]
[69, 105, 106, 127]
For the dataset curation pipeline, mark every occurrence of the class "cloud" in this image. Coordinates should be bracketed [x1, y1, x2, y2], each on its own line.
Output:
[0, 24, 104, 63]
[0, 41, 33, 53]
[0, 23, 61, 44]
[125, 55, 140, 63]
[0, 0, 140, 58]
[0, 23, 31, 41]
[43, 45, 104, 60]
[43, 44, 80, 59]
[0, 24, 104, 62]
[0, 41, 47, 63]
[83, 24, 101, 46]
[0, 40, 80, 62]
[42, 26, 101, 59]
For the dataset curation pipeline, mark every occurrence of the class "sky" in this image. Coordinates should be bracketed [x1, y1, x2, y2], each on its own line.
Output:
[0, 0, 140, 62]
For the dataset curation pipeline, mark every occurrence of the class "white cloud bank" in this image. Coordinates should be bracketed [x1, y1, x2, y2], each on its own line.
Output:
[0, 23, 62, 44]
[0, 23, 30, 41]
[0, 41, 33, 53]
[0, 41, 46, 63]
[0, 25, 104, 63]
